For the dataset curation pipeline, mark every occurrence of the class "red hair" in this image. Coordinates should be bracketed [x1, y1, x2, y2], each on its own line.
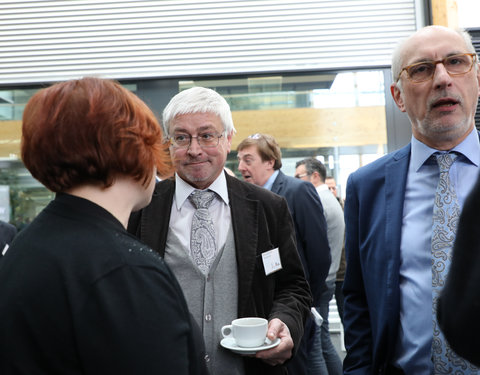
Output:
[21, 77, 172, 192]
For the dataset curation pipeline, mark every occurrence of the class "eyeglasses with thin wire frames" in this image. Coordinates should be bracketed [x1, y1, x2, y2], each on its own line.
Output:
[168, 132, 224, 149]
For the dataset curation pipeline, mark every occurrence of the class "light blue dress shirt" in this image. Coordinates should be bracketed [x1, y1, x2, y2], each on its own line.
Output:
[263, 170, 279, 191]
[394, 129, 480, 374]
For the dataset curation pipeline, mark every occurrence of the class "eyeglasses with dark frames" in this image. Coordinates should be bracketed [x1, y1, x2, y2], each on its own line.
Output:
[168, 132, 224, 149]
[397, 53, 477, 83]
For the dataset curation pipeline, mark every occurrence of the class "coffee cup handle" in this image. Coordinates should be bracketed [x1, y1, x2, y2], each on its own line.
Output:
[221, 324, 233, 338]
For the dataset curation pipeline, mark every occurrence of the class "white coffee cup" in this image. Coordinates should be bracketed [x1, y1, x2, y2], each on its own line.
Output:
[221, 317, 268, 348]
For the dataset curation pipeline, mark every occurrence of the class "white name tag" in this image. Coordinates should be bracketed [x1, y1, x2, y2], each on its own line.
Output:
[2, 244, 9, 256]
[262, 248, 282, 275]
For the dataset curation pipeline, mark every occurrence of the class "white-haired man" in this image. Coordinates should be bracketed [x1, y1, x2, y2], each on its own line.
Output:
[128, 87, 311, 375]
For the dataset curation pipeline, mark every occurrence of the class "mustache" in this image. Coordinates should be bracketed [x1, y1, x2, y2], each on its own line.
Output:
[182, 157, 209, 165]
[171, 152, 209, 165]
[427, 91, 463, 110]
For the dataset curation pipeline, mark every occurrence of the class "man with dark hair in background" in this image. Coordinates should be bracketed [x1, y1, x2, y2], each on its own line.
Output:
[237, 133, 331, 375]
[295, 157, 344, 375]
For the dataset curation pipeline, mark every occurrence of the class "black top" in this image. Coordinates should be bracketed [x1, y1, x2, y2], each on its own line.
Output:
[438, 175, 480, 367]
[0, 193, 207, 375]
[0, 219, 16, 255]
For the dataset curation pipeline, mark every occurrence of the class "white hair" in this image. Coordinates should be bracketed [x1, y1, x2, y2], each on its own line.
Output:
[162, 86, 236, 138]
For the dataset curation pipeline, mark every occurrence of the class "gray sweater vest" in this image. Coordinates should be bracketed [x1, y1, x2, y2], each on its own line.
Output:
[164, 225, 245, 375]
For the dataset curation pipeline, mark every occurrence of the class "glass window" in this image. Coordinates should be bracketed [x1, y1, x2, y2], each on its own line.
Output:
[0, 72, 388, 229]
[182, 71, 387, 200]
[0, 88, 38, 122]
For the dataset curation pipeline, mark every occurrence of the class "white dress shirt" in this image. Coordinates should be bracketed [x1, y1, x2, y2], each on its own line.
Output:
[169, 172, 231, 253]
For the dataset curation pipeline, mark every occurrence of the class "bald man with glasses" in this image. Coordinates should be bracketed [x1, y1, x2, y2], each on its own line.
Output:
[343, 26, 480, 375]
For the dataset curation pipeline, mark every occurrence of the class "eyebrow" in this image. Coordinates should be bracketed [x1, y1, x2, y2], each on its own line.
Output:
[237, 153, 254, 160]
[407, 52, 467, 65]
[173, 125, 219, 133]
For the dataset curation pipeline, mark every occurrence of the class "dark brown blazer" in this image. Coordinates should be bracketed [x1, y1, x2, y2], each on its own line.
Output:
[128, 172, 312, 375]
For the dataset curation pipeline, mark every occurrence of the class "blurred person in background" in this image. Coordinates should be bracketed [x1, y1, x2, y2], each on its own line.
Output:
[0, 77, 207, 375]
[325, 176, 343, 207]
[237, 133, 331, 375]
[295, 157, 344, 375]
[325, 176, 346, 323]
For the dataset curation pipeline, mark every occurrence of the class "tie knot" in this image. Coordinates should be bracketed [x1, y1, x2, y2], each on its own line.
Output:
[189, 190, 215, 209]
[434, 152, 457, 173]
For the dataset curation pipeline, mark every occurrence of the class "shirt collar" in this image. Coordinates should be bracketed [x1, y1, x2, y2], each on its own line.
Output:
[410, 128, 480, 171]
[316, 184, 329, 192]
[263, 170, 279, 191]
[174, 171, 229, 209]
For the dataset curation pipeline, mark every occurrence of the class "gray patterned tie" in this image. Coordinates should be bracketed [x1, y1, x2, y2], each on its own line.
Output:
[431, 153, 479, 374]
[189, 190, 217, 275]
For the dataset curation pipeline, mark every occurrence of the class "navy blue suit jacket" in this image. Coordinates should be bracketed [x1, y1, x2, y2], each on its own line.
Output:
[342, 144, 410, 374]
[271, 170, 331, 306]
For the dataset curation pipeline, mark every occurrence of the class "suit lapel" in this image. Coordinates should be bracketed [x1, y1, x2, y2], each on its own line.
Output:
[140, 179, 175, 256]
[384, 144, 410, 252]
[384, 144, 410, 345]
[227, 176, 260, 317]
[270, 170, 283, 195]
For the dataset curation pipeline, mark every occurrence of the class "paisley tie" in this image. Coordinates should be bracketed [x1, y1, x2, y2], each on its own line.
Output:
[431, 153, 479, 374]
[189, 190, 217, 275]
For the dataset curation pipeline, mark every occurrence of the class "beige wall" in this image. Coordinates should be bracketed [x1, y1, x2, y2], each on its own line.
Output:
[232, 106, 386, 149]
[0, 121, 21, 158]
[1, 106, 387, 158]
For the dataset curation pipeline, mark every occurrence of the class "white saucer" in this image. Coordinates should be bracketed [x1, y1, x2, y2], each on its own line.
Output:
[220, 337, 281, 355]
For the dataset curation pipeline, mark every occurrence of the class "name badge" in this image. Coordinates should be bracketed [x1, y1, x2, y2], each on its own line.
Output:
[262, 248, 282, 275]
[2, 244, 9, 256]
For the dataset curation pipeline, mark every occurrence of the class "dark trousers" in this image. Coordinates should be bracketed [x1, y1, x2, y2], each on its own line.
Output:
[285, 317, 315, 375]
[334, 280, 344, 324]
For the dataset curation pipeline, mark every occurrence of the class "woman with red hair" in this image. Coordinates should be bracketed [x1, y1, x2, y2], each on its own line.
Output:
[0, 77, 207, 375]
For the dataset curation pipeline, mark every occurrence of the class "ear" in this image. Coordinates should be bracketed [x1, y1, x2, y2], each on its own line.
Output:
[266, 159, 275, 170]
[168, 143, 175, 160]
[225, 131, 233, 153]
[391, 83, 406, 113]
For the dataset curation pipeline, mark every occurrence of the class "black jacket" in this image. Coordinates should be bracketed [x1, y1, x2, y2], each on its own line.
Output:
[0, 193, 207, 375]
[438, 174, 480, 366]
